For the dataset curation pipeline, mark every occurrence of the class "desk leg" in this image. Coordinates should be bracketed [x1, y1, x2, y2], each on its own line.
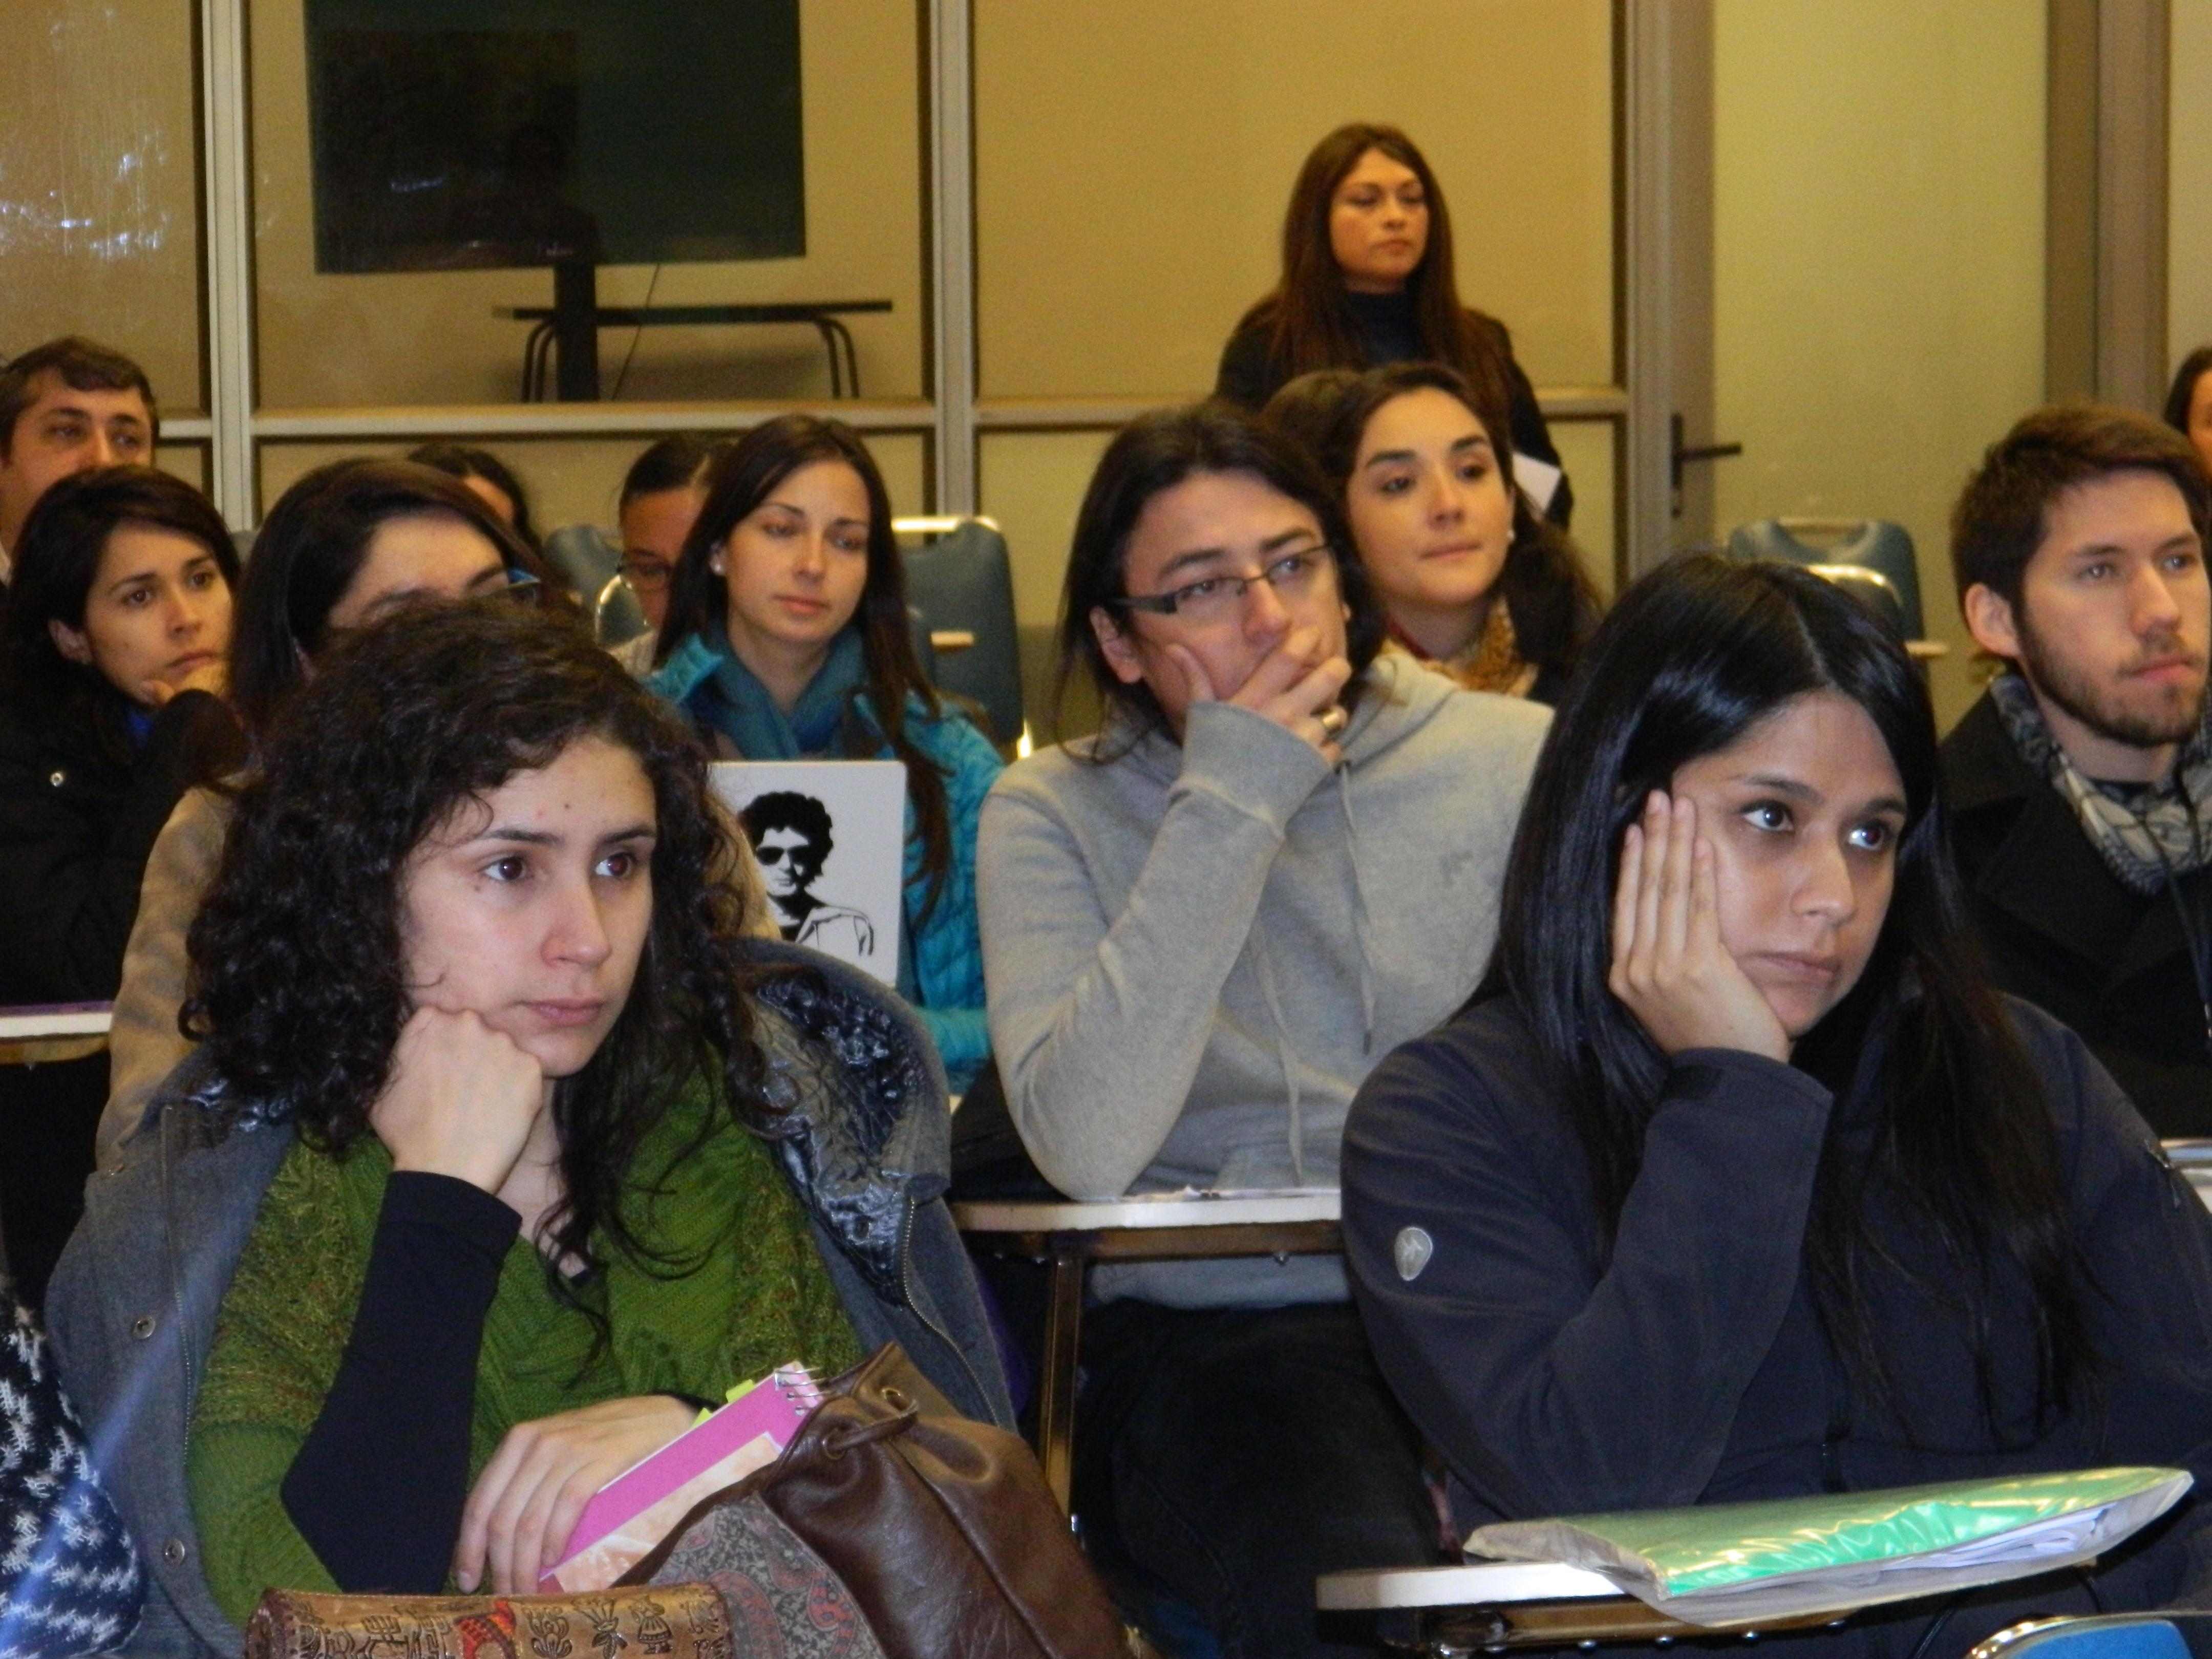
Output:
[1036, 1247, 1084, 1514]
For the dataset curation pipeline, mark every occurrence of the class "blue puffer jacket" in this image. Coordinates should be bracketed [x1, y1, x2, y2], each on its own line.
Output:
[650, 628, 1000, 1091]
[46, 941, 1013, 1659]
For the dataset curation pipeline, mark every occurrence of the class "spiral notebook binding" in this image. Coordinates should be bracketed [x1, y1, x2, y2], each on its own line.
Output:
[771, 1362, 824, 1413]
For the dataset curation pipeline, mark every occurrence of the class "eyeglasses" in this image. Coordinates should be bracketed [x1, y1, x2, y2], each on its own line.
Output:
[1108, 546, 1333, 626]
[500, 568, 544, 605]
[620, 554, 672, 593]
[753, 843, 817, 867]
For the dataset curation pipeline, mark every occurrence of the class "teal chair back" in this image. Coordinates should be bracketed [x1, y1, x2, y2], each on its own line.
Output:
[1726, 518, 1925, 640]
[895, 516, 1025, 746]
[1970, 1615, 2194, 1659]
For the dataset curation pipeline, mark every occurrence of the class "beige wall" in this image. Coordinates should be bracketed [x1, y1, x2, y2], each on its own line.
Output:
[1713, 0, 2047, 732]
[248, 0, 927, 409]
[2171, 0, 2212, 375]
[974, 0, 1614, 400]
[257, 431, 930, 535]
[0, 0, 203, 410]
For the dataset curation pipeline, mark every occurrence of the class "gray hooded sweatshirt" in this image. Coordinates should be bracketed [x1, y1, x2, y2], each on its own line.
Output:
[977, 651, 1548, 1307]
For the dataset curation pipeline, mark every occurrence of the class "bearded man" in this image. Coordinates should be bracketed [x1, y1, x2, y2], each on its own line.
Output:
[1945, 404, 2212, 1134]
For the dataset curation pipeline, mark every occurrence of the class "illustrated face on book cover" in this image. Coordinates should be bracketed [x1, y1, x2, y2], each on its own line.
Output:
[400, 735, 658, 1079]
[741, 789, 878, 959]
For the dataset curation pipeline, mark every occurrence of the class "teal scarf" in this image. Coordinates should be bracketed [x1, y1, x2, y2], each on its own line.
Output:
[653, 619, 875, 758]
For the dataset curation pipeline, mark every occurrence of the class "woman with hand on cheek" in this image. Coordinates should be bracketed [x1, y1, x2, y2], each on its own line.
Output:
[1344, 557, 2212, 1659]
[47, 602, 1009, 1656]
[979, 402, 1548, 1657]
[0, 466, 242, 1307]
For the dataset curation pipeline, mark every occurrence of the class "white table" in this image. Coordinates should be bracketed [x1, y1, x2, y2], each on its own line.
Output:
[1317, 1561, 1854, 1651]
[953, 1190, 1342, 1509]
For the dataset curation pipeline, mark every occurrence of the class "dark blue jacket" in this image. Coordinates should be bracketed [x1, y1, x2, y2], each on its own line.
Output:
[1344, 996, 2212, 1657]
[47, 941, 1012, 1659]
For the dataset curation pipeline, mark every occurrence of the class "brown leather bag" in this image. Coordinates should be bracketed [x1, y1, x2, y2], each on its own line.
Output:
[627, 1342, 1133, 1658]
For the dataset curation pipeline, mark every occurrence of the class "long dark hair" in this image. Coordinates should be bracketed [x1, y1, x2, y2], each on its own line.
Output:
[1316, 361, 1599, 684]
[407, 442, 541, 552]
[2165, 348, 2212, 435]
[185, 600, 769, 1285]
[1056, 400, 1387, 749]
[1236, 123, 1511, 409]
[1489, 556, 2093, 1436]
[229, 458, 533, 739]
[0, 465, 239, 752]
[657, 414, 958, 919]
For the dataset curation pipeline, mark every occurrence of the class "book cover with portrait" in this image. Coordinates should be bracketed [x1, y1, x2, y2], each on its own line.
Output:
[709, 760, 906, 987]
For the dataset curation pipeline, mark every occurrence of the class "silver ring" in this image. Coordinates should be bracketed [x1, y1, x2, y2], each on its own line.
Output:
[1317, 705, 1348, 736]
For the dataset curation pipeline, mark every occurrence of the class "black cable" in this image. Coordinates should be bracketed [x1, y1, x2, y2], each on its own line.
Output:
[1904, 1592, 1967, 1659]
[608, 262, 663, 400]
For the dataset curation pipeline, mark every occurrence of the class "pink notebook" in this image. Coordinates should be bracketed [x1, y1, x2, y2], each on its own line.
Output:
[541, 1364, 822, 1592]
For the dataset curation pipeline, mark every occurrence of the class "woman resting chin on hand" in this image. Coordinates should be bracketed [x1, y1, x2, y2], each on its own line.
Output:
[1342, 557, 2212, 1659]
[45, 600, 1010, 1651]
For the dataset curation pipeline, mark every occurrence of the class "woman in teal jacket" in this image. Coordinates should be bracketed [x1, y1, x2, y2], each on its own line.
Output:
[647, 414, 998, 1090]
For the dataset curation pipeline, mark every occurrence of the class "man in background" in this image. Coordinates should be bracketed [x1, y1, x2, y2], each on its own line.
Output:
[0, 337, 159, 587]
[1944, 404, 2212, 1134]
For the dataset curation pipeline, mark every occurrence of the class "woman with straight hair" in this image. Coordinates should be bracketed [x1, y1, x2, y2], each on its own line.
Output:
[648, 413, 998, 1091]
[979, 401, 1549, 1656]
[1343, 557, 2212, 1659]
[2162, 346, 2212, 476]
[0, 465, 242, 1305]
[49, 600, 1009, 1657]
[1307, 360, 1599, 704]
[406, 441, 542, 551]
[1216, 121, 1570, 525]
[97, 458, 537, 1163]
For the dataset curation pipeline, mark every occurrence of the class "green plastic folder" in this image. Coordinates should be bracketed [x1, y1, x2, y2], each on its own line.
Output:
[1465, 1467, 2192, 1627]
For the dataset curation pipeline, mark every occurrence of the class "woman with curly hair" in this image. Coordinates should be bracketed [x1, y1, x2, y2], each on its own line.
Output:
[1293, 360, 1601, 705]
[95, 458, 546, 1164]
[47, 600, 1010, 1657]
[1215, 122, 1571, 525]
[647, 413, 1000, 1091]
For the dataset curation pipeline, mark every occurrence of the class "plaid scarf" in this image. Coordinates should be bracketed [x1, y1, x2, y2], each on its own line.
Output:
[1990, 671, 2212, 896]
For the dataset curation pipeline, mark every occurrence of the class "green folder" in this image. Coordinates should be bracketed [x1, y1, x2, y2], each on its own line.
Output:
[1465, 1467, 2191, 1627]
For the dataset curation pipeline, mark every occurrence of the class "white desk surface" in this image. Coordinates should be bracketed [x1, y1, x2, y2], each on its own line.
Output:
[0, 1004, 113, 1041]
[1316, 1560, 1622, 1611]
[952, 1188, 1341, 1232]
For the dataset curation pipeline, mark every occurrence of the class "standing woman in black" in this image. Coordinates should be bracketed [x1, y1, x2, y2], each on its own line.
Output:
[1216, 122, 1572, 525]
[0, 467, 242, 1307]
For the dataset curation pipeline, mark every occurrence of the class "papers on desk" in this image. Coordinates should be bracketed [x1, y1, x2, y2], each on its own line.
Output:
[0, 1002, 113, 1040]
[1465, 1466, 2190, 1627]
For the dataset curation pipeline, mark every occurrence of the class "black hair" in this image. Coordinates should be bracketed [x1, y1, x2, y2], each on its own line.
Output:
[1259, 369, 1364, 468]
[1486, 554, 2094, 1439]
[1315, 360, 1600, 687]
[741, 790, 834, 860]
[658, 414, 960, 921]
[406, 443, 540, 552]
[185, 598, 771, 1291]
[2164, 348, 2212, 436]
[228, 458, 534, 739]
[1055, 400, 1386, 748]
[0, 336, 158, 457]
[1952, 405, 2210, 610]
[621, 433, 728, 509]
[0, 465, 238, 751]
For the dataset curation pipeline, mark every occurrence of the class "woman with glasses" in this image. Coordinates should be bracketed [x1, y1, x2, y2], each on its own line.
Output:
[1216, 122, 1571, 526]
[97, 459, 548, 1163]
[975, 401, 1549, 1657]
[0, 466, 243, 1307]
[646, 414, 1000, 1093]
[608, 433, 728, 675]
[1289, 361, 1601, 705]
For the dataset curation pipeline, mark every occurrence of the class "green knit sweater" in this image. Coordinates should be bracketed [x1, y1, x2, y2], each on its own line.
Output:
[186, 1075, 862, 1623]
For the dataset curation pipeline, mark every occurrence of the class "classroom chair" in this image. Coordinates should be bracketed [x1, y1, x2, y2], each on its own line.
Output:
[1970, 1614, 2197, 1659]
[1726, 518, 1926, 641]
[893, 516, 1026, 747]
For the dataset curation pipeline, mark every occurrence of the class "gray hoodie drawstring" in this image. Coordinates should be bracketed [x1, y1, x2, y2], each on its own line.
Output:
[1253, 930, 1306, 1187]
[1334, 762, 1379, 1055]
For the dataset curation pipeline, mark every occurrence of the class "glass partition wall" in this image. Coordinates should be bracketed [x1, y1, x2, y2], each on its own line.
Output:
[3, 0, 1634, 739]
